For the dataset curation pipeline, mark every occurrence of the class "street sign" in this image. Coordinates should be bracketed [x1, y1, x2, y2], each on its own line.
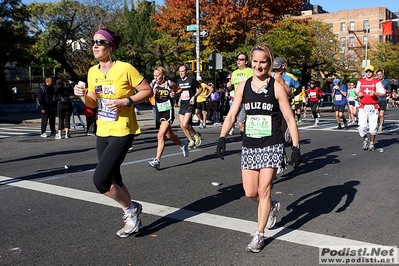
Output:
[208, 52, 223, 70]
[191, 30, 208, 38]
[186, 24, 197, 31]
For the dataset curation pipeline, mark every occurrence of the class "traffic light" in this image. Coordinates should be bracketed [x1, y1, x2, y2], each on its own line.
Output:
[185, 60, 208, 72]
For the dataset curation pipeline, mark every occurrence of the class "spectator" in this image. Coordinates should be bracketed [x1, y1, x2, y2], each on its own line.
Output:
[54, 79, 73, 139]
[37, 77, 56, 138]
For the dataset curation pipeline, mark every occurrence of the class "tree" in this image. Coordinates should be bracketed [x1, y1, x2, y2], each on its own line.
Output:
[369, 42, 399, 79]
[27, 0, 122, 82]
[262, 18, 340, 86]
[0, 0, 34, 102]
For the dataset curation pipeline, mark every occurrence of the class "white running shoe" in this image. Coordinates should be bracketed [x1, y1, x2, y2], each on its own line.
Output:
[362, 138, 369, 150]
[180, 141, 189, 157]
[147, 158, 160, 170]
[266, 201, 281, 229]
[41, 133, 48, 138]
[246, 232, 265, 253]
[116, 202, 143, 238]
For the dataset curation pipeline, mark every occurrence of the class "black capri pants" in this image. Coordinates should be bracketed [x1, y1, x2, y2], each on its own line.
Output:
[93, 134, 134, 193]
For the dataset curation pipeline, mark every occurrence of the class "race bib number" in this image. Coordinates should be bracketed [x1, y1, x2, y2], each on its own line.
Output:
[97, 98, 117, 121]
[245, 115, 272, 138]
[309, 92, 317, 99]
[364, 105, 376, 113]
[181, 90, 190, 100]
[156, 100, 172, 112]
[294, 95, 300, 101]
[335, 94, 342, 101]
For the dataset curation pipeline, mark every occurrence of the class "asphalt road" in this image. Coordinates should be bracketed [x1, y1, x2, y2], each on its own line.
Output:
[1, 107, 398, 265]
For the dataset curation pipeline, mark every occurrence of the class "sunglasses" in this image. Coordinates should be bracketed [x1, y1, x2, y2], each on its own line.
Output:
[237, 58, 246, 61]
[365, 70, 374, 73]
[91, 39, 108, 46]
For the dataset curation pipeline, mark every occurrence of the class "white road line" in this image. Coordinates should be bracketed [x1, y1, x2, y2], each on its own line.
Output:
[0, 174, 396, 251]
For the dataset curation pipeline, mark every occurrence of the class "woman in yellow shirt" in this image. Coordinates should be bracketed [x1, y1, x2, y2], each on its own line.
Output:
[74, 28, 152, 238]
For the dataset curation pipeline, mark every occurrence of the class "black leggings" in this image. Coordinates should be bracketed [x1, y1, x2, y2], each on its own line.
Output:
[310, 101, 318, 119]
[57, 103, 73, 130]
[93, 135, 134, 193]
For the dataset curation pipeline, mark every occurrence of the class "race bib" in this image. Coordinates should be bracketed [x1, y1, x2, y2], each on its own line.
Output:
[335, 94, 342, 101]
[309, 92, 317, 99]
[245, 115, 272, 138]
[364, 105, 376, 113]
[181, 90, 190, 100]
[97, 98, 117, 121]
[294, 95, 300, 101]
[156, 100, 172, 112]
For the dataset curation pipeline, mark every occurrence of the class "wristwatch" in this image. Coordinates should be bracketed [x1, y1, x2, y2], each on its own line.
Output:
[126, 97, 134, 107]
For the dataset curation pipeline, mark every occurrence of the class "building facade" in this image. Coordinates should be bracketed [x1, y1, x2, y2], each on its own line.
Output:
[300, 7, 398, 68]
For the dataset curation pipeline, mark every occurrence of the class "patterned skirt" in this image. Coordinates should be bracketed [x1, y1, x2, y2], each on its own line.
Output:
[241, 143, 284, 170]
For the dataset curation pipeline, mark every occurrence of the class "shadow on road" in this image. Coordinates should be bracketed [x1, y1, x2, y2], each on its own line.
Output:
[136, 183, 245, 236]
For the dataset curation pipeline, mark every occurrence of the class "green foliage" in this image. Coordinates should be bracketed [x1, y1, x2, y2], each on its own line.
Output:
[369, 42, 399, 78]
[0, 0, 34, 102]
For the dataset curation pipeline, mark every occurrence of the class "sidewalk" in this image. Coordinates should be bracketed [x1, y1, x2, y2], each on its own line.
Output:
[0, 103, 158, 128]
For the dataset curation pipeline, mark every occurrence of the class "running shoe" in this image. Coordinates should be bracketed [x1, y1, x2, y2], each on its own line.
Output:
[41, 133, 48, 138]
[377, 126, 383, 133]
[194, 133, 202, 147]
[180, 141, 189, 157]
[336, 124, 342, 130]
[343, 120, 348, 128]
[188, 141, 195, 149]
[266, 201, 281, 229]
[147, 158, 160, 170]
[246, 232, 265, 253]
[314, 118, 319, 126]
[65, 133, 71, 139]
[362, 138, 369, 150]
[116, 202, 143, 238]
[368, 142, 375, 151]
[199, 123, 204, 129]
[55, 134, 62, 140]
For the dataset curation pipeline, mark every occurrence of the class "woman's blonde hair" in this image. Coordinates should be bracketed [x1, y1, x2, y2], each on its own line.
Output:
[153, 66, 166, 76]
[250, 43, 274, 73]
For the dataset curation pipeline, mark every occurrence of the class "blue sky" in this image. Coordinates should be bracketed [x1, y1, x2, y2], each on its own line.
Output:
[22, 0, 399, 13]
[312, 0, 399, 13]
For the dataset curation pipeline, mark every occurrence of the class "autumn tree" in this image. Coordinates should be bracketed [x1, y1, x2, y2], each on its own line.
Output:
[27, 0, 123, 82]
[0, 0, 34, 102]
[369, 42, 399, 79]
[263, 18, 340, 86]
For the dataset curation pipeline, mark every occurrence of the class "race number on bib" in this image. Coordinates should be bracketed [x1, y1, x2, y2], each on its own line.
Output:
[245, 115, 272, 138]
[97, 98, 117, 121]
[156, 100, 172, 112]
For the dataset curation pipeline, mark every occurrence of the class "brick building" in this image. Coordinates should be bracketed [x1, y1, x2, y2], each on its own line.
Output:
[300, 7, 398, 69]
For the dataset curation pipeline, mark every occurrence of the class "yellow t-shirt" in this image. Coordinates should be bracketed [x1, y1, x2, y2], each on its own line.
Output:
[87, 61, 144, 137]
[231, 67, 254, 92]
[196, 83, 208, 103]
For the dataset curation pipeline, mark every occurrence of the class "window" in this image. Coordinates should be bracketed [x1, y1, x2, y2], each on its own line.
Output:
[349, 21, 355, 31]
[349, 37, 355, 47]
[341, 22, 346, 31]
[364, 20, 369, 31]
[340, 37, 346, 47]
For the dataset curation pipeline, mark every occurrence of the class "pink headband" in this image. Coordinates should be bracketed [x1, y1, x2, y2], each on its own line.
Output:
[95, 29, 116, 50]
